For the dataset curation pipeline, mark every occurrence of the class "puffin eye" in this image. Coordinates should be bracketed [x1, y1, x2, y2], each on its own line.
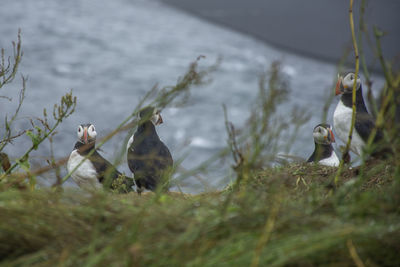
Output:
[78, 127, 81, 132]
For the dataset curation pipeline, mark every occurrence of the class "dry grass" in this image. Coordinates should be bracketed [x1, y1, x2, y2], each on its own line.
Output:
[0, 159, 399, 266]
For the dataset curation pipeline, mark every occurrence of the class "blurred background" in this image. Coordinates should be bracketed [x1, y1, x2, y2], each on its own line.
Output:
[0, 0, 398, 192]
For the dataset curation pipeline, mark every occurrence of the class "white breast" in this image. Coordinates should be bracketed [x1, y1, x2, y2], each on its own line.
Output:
[127, 134, 134, 151]
[318, 151, 340, 167]
[67, 150, 102, 190]
[333, 100, 365, 156]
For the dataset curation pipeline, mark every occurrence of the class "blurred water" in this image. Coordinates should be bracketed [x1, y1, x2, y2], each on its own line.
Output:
[0, 0, 384, 192]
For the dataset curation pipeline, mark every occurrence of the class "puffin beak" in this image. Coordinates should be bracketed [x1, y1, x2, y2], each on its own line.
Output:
[335, 75, 343, 95]
[156, 114, 163, 125]
[83, 127, 88, 144]
[329, 128, 335, 143]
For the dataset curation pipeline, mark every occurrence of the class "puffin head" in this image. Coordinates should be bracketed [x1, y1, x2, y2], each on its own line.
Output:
[335, 71, 361, 95]
[77, 123, 97, 144]
[139, 106, 163, 126]
[313, 123, 335, 145]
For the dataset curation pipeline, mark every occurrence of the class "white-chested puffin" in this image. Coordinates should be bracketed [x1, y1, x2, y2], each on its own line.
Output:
[127, 107, 173, 193]
[333, 72, 384, 157]
[307, 124, 339, 167]
[67, 123, 133, 192]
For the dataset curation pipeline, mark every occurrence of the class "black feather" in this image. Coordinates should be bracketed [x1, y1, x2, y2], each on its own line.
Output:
[127, 120, 173, 191]
[74, 141, 133, 191]
[307, 143, 334, 163]
[340, 86, 383, 143]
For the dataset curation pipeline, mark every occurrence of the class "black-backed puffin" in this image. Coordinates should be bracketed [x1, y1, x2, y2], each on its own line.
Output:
[307, 124, 339, 167]
[333, 72, 383, 156]
[67, 124, 133, 191]
[127, 107, 173, 193]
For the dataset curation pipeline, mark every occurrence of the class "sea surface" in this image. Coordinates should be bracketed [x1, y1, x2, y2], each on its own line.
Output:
[0, 0, 384, 192]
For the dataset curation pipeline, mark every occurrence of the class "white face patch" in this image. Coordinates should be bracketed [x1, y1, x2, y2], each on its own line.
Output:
[313, 126, 330, 145]
[77, 124, 97, 143]
[87, 124, 97, 140]
[151, 113, 161, 125]
[342, 72, 361, 92]
[77, 125, 84, 140]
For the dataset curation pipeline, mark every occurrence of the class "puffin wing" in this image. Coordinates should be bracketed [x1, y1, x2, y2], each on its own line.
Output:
[156, 141, 173, 170]
[127, 145, 145, 173]
[127, 138, 173, 190]
[144, 141, 172, 190]
[128, 141, 172, 174]
[90, 150, 122, 183]
[355, 113, 382, 143]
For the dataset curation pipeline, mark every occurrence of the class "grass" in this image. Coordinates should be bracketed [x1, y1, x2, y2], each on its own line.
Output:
[0, 159, 399, 266]
[1, 3, 399, 265]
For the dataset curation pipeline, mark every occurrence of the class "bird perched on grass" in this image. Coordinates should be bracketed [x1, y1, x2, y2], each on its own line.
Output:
[67, 123, 133, 192]
[333, 71, 385, 157]
[307, 124, 339, 167]
[0, 152, 11, 173]
[127, 107, 173, 193]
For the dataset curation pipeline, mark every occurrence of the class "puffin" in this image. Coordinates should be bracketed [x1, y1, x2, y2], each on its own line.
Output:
[0, 152, 11, 172]
[127, 107, 173, 193]
[67, 123, 133, 191]
[333, 71, 383, 157]
[307, 124, 339, 167]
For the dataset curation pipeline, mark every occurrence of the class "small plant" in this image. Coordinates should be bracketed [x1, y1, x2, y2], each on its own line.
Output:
[223, 62, 309, 188]
[0, 31, 77, 190]
[111, 174, 135, 194]
[0, 30, 26, 155]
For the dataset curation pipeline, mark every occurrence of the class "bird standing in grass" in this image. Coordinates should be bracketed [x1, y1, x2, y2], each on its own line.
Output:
[67, 123, 133, 192]
[127, 107, 173, 193]
[0, 153, 11, 172]
[307, 124, 339, 167]
[333, 72, 384, 158]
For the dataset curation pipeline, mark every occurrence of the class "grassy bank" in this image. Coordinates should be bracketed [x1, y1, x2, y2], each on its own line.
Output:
[0, 159, 399, 266]
[1, 1, 399, 264]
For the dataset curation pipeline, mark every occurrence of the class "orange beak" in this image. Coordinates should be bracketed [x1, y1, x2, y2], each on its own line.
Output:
[83, 127, 88, 144]
[329, 129, 335, 143]
[335, 76, 343, 95]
